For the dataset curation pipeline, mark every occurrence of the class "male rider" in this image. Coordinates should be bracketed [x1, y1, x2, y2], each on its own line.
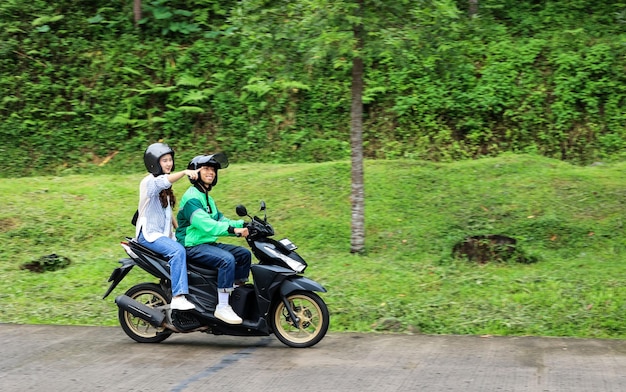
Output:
[175, 153, 251, 325]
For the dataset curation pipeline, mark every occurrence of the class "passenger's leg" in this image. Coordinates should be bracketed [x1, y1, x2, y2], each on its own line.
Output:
[138, 234, 194, 310]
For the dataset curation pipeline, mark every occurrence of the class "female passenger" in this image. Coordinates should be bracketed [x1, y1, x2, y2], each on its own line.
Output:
[136, 143, 200, 310]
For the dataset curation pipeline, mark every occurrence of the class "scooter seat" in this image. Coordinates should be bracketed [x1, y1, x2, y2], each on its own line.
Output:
[126, 237, 218, 278]
[126, 237, 168, 262]
[187, 262, 218, 278]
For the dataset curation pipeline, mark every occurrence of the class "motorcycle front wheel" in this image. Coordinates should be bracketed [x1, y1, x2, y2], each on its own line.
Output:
[271, 291, 329, 348]
[119, 282, 173, 343]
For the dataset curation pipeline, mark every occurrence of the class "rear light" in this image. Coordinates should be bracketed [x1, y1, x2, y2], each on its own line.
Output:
[120, 242, 138, 258]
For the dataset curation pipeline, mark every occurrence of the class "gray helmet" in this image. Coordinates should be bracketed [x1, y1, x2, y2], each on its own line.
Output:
[144, 143, 175, 176]
[187, 153, 229, 186]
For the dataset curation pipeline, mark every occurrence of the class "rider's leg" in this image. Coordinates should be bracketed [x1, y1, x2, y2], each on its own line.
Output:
[186, 243, 243, 324]
[186, 243, 236, 288]
[214, 243, 251, 285]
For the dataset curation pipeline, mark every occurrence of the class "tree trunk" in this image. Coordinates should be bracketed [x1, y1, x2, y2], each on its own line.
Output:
[350, 0, 365, 254]
[469, 0, 478, 16]
[133, 0, 142, 27]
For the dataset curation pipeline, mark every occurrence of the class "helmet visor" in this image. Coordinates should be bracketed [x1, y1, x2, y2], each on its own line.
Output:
[196, 153, 229, 169]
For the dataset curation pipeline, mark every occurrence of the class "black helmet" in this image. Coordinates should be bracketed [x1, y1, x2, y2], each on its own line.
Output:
[187, 153, 229, 186]
[144, 143, 175, 176]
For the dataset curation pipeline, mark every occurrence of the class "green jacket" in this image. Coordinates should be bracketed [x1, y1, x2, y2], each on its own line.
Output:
[175, 186, 244, 247]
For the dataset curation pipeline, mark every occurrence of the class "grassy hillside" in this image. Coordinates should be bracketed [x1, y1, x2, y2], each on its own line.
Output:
[0, 154, 624, 338]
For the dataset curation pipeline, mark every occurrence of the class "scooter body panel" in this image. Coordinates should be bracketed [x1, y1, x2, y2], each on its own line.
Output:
[280, 276, 327, 296]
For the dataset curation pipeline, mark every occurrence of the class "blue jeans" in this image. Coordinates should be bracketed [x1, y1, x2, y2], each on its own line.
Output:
[186, 243, 251, 291]
[138, 233, 189, 297]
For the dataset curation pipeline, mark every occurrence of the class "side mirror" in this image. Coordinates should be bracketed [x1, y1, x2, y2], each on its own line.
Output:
[259, 200, 267, 221]
[235, 205, 248, 217]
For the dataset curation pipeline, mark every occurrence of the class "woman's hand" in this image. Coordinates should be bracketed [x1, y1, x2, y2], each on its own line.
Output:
[185, 168, 201, 181]
[167, 168, 201, 184]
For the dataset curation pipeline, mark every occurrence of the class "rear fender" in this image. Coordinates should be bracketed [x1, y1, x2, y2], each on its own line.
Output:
[102, 258, 135, 299]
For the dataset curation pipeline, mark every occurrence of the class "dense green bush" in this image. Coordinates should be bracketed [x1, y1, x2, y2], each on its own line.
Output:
[1, 0, 625, 177]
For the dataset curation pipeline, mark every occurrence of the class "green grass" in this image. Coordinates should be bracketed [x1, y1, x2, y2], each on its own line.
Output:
[1, 153, 625, 338]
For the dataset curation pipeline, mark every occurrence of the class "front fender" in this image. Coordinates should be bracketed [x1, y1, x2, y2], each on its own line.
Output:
[280, 276, 327, 296]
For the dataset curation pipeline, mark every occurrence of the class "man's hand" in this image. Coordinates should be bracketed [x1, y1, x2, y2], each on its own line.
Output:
[234, 227, 249, 238]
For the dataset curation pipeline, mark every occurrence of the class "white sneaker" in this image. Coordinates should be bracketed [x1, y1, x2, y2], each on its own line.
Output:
[214, 305, 243, 324]
[170, 295, 196, 311]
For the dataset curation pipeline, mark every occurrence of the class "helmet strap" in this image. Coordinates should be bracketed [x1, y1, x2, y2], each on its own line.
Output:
[194, 181, 212, 194]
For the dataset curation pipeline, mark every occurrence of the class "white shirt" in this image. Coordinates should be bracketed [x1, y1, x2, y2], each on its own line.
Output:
[135, 174, 174, 242]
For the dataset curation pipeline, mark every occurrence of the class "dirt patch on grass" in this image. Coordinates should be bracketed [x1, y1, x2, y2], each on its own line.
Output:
[0, 217, 19, 232]
[453, 234, 537, 264]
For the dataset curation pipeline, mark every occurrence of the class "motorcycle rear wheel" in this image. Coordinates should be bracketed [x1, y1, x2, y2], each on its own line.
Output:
[119, 282, 173, 343]
[271, 291, 329, 348]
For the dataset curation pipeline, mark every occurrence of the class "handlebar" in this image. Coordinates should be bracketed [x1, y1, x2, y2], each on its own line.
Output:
[244, 216, 274, 239]
[236, 202, 274, 239]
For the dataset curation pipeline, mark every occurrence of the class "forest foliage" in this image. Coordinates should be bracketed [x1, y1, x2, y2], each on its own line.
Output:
[1, 0, 626, 177]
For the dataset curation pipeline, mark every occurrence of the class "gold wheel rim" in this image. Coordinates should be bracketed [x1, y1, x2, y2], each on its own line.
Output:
[274, 294, 324, 344]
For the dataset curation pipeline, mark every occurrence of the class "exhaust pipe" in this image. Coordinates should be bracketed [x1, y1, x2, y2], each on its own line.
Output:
[115, 295, 165, 328]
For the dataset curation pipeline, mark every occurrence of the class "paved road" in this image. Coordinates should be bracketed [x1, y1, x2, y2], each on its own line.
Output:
[1, 324, 625, 392]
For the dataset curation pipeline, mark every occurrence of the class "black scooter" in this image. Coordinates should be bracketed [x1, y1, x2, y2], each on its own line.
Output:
[103, 202, 329, 348]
